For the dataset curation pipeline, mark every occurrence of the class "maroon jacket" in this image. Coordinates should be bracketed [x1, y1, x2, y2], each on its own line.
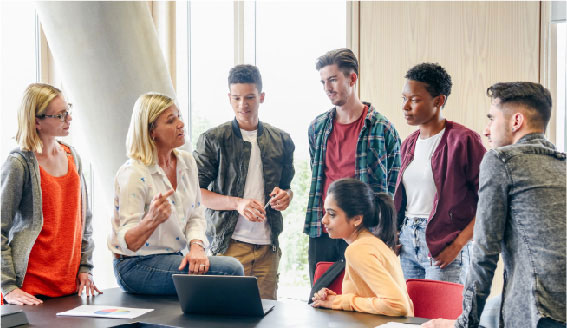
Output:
[394, 121, 486, 257]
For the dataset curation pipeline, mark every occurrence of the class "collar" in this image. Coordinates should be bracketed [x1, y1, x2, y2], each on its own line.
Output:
[327, 101, 375, 128]
[231, 118, 264, 139]
[516, 133, 546, 144]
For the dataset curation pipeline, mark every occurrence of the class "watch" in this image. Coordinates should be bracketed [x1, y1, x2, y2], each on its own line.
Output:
[190, 240, 205, 249]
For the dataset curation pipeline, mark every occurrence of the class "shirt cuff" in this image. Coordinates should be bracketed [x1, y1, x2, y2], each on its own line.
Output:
[332, 293, 355, 311]
[116, 225, 138, 255]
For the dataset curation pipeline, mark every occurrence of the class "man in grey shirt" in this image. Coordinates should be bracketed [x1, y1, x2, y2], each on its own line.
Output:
[424, 82, 566, 328]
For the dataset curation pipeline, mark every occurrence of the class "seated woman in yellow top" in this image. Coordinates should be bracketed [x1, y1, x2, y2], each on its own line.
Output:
[311, 178, 414, 317]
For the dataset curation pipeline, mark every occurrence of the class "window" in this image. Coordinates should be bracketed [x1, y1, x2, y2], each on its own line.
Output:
[255, 1, 346, 300]
[0, 1, 38, 160]
[555, 22, 566, 152]
[186, 2, 235, 150]
[177, 1, 347, 300]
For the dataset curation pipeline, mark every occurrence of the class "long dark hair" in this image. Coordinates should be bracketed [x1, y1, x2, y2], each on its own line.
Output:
[327, 178, 396, 249]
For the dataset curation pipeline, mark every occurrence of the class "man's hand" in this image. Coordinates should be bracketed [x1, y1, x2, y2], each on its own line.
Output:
[76, 272, 102, 297]
[179, 241, 210, 274]
[311, 287, 336, 309]
[236, 198, 266, 222]
[421, 319, 456, 327]
[269, 187, 292, 211]
[434, 241, 464, 269]
[4, 288, 42, 305]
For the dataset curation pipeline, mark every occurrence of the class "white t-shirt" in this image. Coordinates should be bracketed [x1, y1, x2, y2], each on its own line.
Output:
[108, 150, 207, 256]
[402, 129, 445, 218]
[231, 129, 271, 245]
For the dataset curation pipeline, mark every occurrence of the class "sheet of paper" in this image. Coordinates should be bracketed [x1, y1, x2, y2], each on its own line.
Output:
[56, 305, 153, 319]
[376, 323, 422, 328]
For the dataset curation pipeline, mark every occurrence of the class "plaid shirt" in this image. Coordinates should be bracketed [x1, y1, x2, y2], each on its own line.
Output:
[304, 102, 401, 238]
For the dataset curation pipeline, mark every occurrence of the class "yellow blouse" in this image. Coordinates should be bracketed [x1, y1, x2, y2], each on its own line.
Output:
[331, 231, 414, 316]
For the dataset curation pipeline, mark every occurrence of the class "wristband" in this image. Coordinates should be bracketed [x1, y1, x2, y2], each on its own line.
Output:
[190, 240, 205, 249]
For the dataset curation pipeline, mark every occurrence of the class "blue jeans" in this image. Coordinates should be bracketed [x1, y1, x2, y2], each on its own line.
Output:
[399, 217, 470, 284]
[113, 252, 244, 295]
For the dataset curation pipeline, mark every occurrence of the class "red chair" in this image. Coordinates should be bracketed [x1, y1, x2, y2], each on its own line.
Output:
[406, 279, 464, 319]
[313, 261, 345, 294]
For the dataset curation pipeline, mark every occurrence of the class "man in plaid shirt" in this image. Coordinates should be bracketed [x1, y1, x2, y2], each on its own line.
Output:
[305, 48, 401, 284]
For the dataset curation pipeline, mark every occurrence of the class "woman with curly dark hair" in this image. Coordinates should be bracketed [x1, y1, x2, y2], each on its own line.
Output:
[395, 63, 486, 283]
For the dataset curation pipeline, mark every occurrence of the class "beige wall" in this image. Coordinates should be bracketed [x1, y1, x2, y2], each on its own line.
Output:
[358, 1, 541, 142]
[358, 1, 543, 297]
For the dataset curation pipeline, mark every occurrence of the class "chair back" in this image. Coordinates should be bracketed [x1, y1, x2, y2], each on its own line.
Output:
[406, 279, 464, 319]
[313, 261, 345, 294]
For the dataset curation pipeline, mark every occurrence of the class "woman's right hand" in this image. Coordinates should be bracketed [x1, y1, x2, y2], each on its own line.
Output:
[124, 189, 175, 252]
[4, 288, 42, 305]
[145, 189, 175, 224]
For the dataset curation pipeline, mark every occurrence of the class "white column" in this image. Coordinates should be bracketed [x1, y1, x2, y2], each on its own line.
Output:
[34, 1, 176, 288]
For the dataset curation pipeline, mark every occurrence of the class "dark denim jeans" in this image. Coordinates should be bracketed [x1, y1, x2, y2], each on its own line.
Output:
[113, 252, 244, 295]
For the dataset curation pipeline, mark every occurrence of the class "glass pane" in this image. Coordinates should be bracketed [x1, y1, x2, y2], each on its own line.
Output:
[256, 1, 347, 300]
[176, 1, 189, 126]
[189, 2, 234, 150]
[0, 1, 38, 160]
[556, 22, 566, 152]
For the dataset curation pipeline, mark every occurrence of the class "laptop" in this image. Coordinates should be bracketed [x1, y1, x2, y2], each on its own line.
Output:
[172, 274, 276, 317]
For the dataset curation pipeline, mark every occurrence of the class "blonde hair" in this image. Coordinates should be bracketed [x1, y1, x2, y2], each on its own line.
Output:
[126, 92, 175, 166]
[16, 83, 63, 153]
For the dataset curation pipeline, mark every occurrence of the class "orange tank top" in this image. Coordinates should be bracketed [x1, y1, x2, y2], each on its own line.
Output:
[21, 145, 82, 297]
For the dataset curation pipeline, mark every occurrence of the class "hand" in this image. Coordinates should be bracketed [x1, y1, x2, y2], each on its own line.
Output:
[421, 319, 456, 327]
[269, 187, 292, 211]
[145, 189, 175, 225]
[4, 288, 42, 305]
[76, 272, 102, 297]
[311, 288, 336, 309]
[434, 241, 464, 269]
[394, 232, 402, 256]
[236, 198, 266, 222]
[179, 241, 209, 274]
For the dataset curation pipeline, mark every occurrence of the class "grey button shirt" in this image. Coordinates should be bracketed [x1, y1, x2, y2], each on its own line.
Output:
[456, 134, 566, 328]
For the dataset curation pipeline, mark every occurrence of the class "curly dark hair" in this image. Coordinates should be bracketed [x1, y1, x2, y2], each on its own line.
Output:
[405, 63, 452, 103]
[228, 64, 263, 93]
[487, 82, 552, 129]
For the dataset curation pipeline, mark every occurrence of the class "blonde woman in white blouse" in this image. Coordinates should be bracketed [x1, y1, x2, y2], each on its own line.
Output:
[108, 93, 243, 295]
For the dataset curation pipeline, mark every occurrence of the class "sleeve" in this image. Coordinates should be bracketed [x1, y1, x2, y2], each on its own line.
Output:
[183, 154, 207, 245]
[75, 150, 94, 274]
[332, 243, 411, 316]
[308, 121, 316, 169]
[465, 132, 487, 197]
[456, 152, 508, 327]
[279, 134, 295, 190]
[384, 122, 401, 196]
[192, 132, 219, 189]
[114, 164, 149, 254]
[1, 155, 26, 294]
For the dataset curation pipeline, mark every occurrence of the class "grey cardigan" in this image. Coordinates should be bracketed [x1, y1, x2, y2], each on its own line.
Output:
[1, 142, 94, 295]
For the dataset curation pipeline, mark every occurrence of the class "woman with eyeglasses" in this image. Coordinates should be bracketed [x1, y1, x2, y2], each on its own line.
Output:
[1, 83, 100, 305]
[311, 179, 414, 316]
[108, 93, 243, 295]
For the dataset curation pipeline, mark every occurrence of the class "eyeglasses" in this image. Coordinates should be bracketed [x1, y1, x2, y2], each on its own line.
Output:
[36, 104, 73, 122]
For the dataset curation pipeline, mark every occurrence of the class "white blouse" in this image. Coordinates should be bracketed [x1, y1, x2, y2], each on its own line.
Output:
[108, 149, 207, 256]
